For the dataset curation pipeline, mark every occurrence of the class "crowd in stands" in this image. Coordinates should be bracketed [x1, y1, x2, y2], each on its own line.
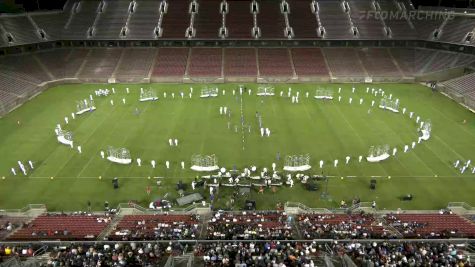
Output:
[110, 214, 200, 241]
[43, 242, 180, 267]
[297, 213, 389, 240]
[0, 216, 28, 240]
[206, 211, 292, 240]
[1, 241, 471, 267]
[334, 241, 470, 266]
[195, 241, 320, 266]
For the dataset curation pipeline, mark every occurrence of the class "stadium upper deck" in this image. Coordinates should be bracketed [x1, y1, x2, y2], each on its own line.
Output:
[0, 0, 474, 47]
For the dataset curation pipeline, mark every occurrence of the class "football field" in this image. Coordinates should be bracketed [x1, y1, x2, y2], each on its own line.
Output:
[0, 83, 474, 211]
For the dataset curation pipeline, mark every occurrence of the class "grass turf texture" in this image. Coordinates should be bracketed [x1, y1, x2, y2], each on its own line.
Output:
[0, 83, 474, 211]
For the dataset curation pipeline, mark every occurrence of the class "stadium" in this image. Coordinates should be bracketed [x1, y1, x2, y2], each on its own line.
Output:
[0, 0, 475, 266]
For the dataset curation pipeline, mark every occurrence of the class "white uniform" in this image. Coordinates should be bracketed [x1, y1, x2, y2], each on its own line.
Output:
[411, 142, 416, 149]
[181, 92, 184, 98]
[454, 160, 460, 168]
[306, 92, 309, 98]
[28, 160, 34, 169]
[71, 113, 75, 119]
[174, 139, 178, 146]
[122, 98, 126, 104]
[371, 100, 375, 107]
[64, 117, 69, 124]
[338, 96, 341, 102]
[404, 145, 409, 152]
[126, 88, 129, 94]
[349, 98, 352, 104]
[409, 112, 414, 119]
[224, 107, 227, 114]
[249, 89, 251, 95]
[345, 156, 350, 164]
[260, 128, 264, 137]
[359, 98, 363, 105]
[334, 159, 338, 167]
[232, 90, 235, 95]
[181, 161, 185, 169]
[338, 88, 341, 93]
[100, 151, 105, 159]
[352, 87, 355, 93]
[220, 107, 223, 115]
[165, 161, 170, 169]
[77, 146, 82, 154]
[110, 100, 114, 106]
[164, 92, 167, 98]
[280, 91, 284, 97]
[272, 163, 276, 171]
[172, 93, 175, 98]
[416, 116, 420, 123]
[266, 128, 270, 137]
[151, 160, 156, 168]
[392, 148, 397, 156]
[11, 168, 16, 176]
[402, 108, 406, 114]
[359, 155, 363, 162]
[169, 139, 173, 146]
[20, 165, 27, 175]
[319, 160, 323, 169]
[112, 88, 115, 94]
[191, 181, 196, 190]
[137, 158, 142, 166]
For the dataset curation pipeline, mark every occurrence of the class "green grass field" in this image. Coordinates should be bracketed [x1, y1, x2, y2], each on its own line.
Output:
[0, 83, 474, 211]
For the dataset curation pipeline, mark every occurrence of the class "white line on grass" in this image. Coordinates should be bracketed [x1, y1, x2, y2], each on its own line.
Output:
[240, 94, 245, 151]
[51, 99, 117, 178]
[25, 175, 475, 179]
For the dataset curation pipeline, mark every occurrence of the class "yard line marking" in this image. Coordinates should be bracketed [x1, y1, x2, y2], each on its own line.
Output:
[333, 101, 392, 177]
[51, 98, 117, 178]
[240, 93, 245, 151]
[76, 99, 140, 178]
[301, 96, 342, 176]
[25, 175, 475, 179]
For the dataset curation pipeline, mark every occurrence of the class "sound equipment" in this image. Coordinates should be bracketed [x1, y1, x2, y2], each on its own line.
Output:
[370, 179, 376, 190]
[112, 177, 119, 189]
[305, 181, 319, 191]
[245, 200, 256, 210]
[176, 181, 186, 191]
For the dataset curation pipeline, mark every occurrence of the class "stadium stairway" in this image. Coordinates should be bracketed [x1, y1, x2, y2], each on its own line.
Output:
[32, 55, 55, 81]
[74, 49, 92, 78]
[3, 215, 40, 241]
[197, 213, 212, 239]
[377, 214, 403, 238]
[96, 214, 123, 241]
[290, 217, 303, 239]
